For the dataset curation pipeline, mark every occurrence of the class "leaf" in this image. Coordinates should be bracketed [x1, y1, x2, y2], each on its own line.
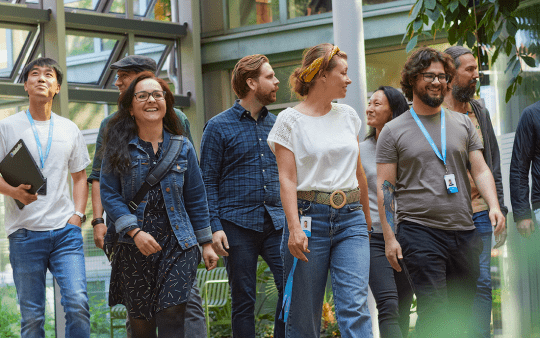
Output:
[427, 7, 440, 21]
[425, 0, 436, 10]
[406, 35, 418, 53]
[491, 25, 503, 44]
[410, 0, 424, 20]
[522, 55, 537, 68]
[505, 40, 513, 56]
[449, 0, 459, 12]
[506, 18, 518, 37]
[505, 58, 516, 73]
[492, 45, 501, 65]
[459, 0, 468, 7]
[423, 14, 430, 25]
[505, 82, 515, 103]
[413, 18, 423, 31]
[512, 59, 521, 78]
[467, 31, 476, 48]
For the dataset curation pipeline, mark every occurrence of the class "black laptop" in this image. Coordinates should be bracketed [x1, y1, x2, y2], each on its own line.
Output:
[0, 139, 45, 209]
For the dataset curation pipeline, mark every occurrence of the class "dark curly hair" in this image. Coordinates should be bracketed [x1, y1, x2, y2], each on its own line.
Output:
[290, 43, 348, 98]
[365, 86, 409, 140]
[102, 72, 184, 176]
[400, 47, 455, 101]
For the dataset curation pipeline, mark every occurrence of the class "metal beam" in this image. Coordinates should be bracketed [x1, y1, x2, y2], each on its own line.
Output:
[0, 3, 49, 24]
[64, 12, 188, 39]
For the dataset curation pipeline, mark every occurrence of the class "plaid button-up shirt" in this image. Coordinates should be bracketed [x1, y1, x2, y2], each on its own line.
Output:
[200, 100, 285, 233]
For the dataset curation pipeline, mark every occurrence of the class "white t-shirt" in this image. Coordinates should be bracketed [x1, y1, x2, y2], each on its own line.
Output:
[0, 111, 90, 236]
[267, 103, 362, 192]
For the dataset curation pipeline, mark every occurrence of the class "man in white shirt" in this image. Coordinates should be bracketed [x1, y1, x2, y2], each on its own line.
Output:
[0, 57, 91, 338]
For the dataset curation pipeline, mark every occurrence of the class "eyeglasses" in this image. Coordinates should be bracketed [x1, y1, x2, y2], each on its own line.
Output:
[419, 72, 449, 83]
[134, 90, 166, 102]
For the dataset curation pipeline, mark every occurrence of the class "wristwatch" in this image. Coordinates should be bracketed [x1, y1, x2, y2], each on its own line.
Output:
[74, 211, 87, 223]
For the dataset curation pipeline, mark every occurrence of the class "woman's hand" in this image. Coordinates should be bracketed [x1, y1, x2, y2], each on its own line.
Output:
[288, 227, 310, 262]
[130, 230, 162, 256]
[202, 243, 219, 271]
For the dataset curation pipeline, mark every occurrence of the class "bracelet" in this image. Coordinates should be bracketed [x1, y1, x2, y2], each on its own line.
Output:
[132, 229, 143, 240]
[91, 218, 105, 227]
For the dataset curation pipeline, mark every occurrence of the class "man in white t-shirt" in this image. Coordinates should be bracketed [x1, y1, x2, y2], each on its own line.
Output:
[0, 57, 91, 337]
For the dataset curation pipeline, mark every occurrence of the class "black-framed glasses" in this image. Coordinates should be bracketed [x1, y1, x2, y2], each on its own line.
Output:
[134, 90, 166, 102]
[419, 72, 449, 83]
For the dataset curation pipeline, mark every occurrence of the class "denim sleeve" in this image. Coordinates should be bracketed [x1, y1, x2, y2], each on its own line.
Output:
[200, 121, 224, 233]
[100, 158, 137, 235]
[182, 141, 212, 243]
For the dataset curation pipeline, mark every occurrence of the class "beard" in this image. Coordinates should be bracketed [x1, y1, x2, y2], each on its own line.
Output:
[452, 80, 476, 102]
[255, 89, 276, 106]
[418, 87, 445, 107]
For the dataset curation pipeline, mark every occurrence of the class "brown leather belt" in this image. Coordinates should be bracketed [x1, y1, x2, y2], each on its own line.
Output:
[297, 188, 361, 209]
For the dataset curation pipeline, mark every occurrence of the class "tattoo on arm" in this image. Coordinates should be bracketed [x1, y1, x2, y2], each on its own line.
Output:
[382, 180, 395, 232]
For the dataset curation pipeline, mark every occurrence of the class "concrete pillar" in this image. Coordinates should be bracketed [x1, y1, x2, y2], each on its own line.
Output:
[332, 0, 368, 139]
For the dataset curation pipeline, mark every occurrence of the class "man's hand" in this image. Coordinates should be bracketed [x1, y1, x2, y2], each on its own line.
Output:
[202, 243, 219, 271]
[13, 184, 37, 205]
[517, 219, 535, 239]
[489, 208, 506, 236]
[67, 214, 82, 228]
[93, 223, 107, 249]
[493, 228, 507, 249]
[132, 230, 162, 256]
[212, 230, 229, 256]
[385, 236, 403, 272]
[288, 227, 309, 262]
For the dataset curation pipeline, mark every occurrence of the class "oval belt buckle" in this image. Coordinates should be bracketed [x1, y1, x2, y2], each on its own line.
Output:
[330, 190, 347, 209]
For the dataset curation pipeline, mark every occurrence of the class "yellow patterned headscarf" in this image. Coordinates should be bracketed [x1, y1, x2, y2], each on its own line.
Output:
[300, 46, 340, 83]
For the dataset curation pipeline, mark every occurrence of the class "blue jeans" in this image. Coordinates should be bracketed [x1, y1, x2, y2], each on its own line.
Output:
[282, 200, 372, 338]
[8, 224, 90, 338]
[222, 213, 284, 338]
[397, 221, 482, 338]
[471, 211, 493, 338]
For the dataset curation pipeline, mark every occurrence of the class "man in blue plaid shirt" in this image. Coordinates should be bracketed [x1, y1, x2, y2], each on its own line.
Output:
[200, 54, 285, 338]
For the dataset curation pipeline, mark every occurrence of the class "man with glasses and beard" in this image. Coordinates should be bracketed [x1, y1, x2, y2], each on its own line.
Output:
[443, 46, 507, 338]
[376, 47, 505, 338]
[200, 54, 285, 338]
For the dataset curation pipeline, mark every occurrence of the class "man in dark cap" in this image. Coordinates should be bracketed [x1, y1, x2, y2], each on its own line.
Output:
[88, 55, 203, 336]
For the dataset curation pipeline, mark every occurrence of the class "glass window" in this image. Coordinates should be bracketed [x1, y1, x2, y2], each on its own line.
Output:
[65, 34, 119, 84]
[109, 0, 125, 14]
[288, 0, 332, 19]
[134, 39, 170, 68]
[69, 102, 108, 131]
[0, 28, 31, 78]
[228, 0, 280, 29]
[64, 0, 99, 11]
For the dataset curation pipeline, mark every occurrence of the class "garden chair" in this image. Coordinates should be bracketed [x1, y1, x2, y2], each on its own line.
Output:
[197, 267, 231, 337]
[110, 304, 127, 338]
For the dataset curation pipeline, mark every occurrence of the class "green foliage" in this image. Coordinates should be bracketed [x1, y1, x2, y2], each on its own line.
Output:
[0, 286, 20, 337]
[404, 0, 538, 102]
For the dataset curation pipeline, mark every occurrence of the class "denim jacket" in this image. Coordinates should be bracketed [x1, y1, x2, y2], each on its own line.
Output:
[100, 131, 212, 248]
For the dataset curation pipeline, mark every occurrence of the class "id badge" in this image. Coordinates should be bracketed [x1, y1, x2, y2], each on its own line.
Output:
[444, 174, 458, 194]
[300, 216, 312, 237]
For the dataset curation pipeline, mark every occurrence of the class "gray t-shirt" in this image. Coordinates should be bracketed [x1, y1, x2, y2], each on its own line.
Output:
[376, 109, 483, 231]
[360, 137, 387, 233]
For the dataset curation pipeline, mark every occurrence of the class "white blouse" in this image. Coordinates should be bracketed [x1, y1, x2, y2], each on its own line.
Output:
[267, 103, 362, 192]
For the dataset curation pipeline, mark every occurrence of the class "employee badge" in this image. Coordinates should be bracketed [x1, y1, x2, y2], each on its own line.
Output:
[444, 174, 458, 194]
[300, 216, 312, 237]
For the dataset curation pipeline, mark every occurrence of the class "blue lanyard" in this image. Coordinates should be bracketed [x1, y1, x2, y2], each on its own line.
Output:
[410, 107, 446, 168]
[26, 110, 53, 169]
[281, 228, 310, 323]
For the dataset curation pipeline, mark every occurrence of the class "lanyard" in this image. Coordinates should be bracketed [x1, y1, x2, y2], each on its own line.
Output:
[26, 110, 53, 169]
[410, 107, 446, 171]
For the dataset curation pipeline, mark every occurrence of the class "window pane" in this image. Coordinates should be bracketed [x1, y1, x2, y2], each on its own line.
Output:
[109, 0, 125, 14]
[66, 35, 119, 84]
[64, 0, 99, 10]
[69, 102, 108, 131]
[134, 40, 168, 66]
[228, 0, 279, 29]
[0, 28, 31, 78]
[288, 0, 332, 19]
[274, 63, 300, 105]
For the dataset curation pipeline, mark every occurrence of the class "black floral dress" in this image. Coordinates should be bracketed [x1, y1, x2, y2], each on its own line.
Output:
[109, 139, 200, 320]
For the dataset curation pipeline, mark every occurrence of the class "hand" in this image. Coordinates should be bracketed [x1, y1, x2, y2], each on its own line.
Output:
[67, 214, 82, 228]
[132, 230, 162, 256]
[385, 235, 403, 272]
[13, 184, 37, 205]
[93, 223, 107, 249]
[489, 208, 506, 236]
[202, 243, 219, 271]
[212, 230, 229, 257]
[493, 228, 507, 249]
[517, 219, 535, 239]
[288, 227, 310, 262]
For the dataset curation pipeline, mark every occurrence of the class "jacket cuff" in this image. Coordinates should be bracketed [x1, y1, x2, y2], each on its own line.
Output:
[195, 226, 213, 244]
[115, 214, 138, 234]
[514, 209, 533, 222]
[210, 218, 223, 233]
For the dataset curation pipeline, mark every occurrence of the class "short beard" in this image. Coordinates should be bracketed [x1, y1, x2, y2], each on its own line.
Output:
[419, 92, 444, 107]
[452, 81, 476, 102]
[255, 90, 276, 106]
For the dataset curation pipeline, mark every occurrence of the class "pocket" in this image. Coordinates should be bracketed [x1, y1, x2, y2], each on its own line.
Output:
[8, 228, 27, 241]
[170, 160, 187, 188]
[347, 202, 363, 212]
[66, 223, 82, 231]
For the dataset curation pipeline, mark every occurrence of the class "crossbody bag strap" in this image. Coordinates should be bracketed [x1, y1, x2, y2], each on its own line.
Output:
[128, 135, 184, 212]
